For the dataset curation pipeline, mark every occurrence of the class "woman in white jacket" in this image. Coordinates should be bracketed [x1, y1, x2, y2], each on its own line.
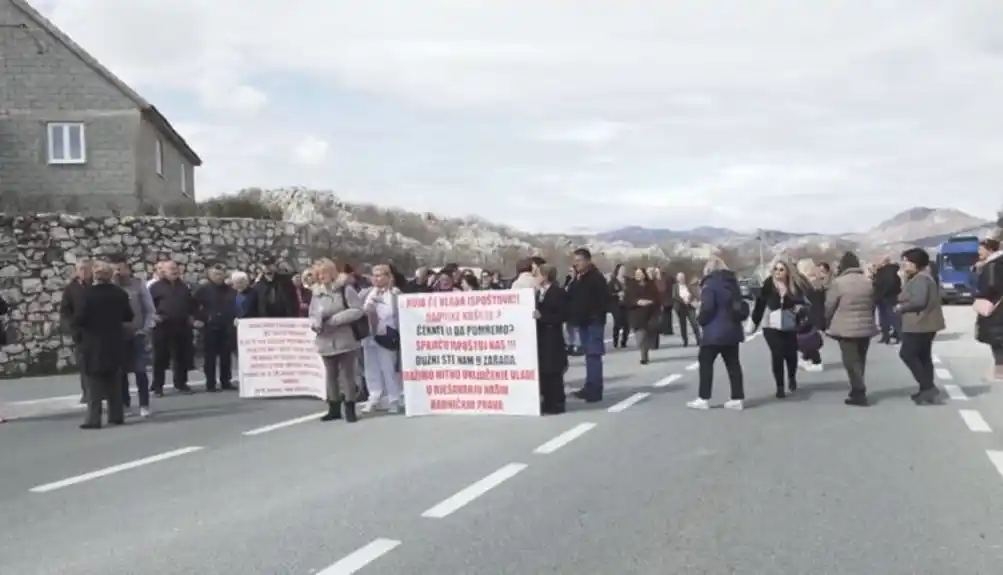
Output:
[360, 264, 404, 414]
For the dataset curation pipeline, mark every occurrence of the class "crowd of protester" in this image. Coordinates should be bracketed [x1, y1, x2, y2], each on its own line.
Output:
[6, 238, 1003, 425]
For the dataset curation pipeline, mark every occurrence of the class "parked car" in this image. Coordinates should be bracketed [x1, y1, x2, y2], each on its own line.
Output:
[738, 278, 762, 300]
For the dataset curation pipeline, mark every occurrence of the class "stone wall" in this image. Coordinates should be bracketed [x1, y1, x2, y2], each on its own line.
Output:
[0, 213, 411, 378]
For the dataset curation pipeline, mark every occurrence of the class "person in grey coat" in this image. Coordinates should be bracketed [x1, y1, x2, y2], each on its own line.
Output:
[824, 252, 877, 406]
[309, 259, 365, 423]
[895, 248, 946, 405]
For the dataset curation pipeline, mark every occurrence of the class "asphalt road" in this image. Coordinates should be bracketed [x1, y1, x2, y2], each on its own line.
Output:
[3, 311, 1003, 574]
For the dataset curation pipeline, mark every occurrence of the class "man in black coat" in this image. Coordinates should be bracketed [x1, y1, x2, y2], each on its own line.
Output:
[873, 256, 903, 344]
[74, 261, 133, 429]
[149, 260, 198, 395]
[567, 248, 609, 402]
[251, 256, 298, 318]
[194, 265, 238, 391]
[59, 260, 92, 403]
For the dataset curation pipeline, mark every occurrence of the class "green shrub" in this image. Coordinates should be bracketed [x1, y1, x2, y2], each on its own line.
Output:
[196, 196, 284, 220]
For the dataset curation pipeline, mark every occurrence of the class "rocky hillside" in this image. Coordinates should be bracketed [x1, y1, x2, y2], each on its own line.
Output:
[213, 190, 992, 271]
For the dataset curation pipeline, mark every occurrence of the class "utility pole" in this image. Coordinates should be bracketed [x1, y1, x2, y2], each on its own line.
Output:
[757, 229, 765, 278]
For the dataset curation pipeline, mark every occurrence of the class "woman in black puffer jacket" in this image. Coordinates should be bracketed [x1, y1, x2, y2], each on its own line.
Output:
[975, 239, 1003, 381]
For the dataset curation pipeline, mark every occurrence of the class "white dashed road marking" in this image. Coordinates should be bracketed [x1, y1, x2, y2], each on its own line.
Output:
[932, 355, 942, 364]
[242, 412, 328, 436]
[607, 392, 651, 413]
[935, 368, 953, 380]
[653, 374, 682, 388]
[986, 451, 1003, 481]
[959, 409, 992, 433]
[533, 423, 597, 454]
[421, 463, 528, 519]
[317, 538, 401, 574]
[30, 446, 204, 493]
[943, 385, 969, 400]
[685, 362, 699, 371]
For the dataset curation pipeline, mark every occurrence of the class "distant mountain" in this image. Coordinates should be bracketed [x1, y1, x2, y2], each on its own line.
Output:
[862, 207, 990, 245]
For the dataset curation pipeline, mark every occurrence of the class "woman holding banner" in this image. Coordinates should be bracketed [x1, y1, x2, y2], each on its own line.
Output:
[309, 258, 366, 423]
[534, 264, 568, 415]
[360, 265, 404, 414]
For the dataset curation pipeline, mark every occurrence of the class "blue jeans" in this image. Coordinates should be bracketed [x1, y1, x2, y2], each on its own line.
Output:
[580, 322, 606, 397]
[876, 300, 901, 340]
[121, 333, 151, 408]
[564, 324, 580, 347]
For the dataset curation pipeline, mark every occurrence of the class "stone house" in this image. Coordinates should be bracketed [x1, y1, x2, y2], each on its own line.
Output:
[0, 0, 201, 215]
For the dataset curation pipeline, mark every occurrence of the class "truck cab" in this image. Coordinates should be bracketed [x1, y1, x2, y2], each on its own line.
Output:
[937, 235, 980, 304]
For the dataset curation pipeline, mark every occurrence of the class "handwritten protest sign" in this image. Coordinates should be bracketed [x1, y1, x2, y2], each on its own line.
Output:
[237, 318, 326, 399]
[399, 289, 540, 416]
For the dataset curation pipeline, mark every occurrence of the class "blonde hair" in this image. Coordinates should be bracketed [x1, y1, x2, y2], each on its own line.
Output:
[703, 256, 729, 276]
[772, 257, 811, 294]
[371, 264, 393, 285]
[796, 258, 816, 278]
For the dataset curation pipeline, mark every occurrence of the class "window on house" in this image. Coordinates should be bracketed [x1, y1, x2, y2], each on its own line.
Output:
[47, 123, 86, 164]
[180, 163, 188, 196]
[155, 139, 164, 176]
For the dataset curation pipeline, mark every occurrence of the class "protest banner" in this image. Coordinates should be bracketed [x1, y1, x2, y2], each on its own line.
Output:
[399, 288, 541, 416]
[237, 318, 326, 399]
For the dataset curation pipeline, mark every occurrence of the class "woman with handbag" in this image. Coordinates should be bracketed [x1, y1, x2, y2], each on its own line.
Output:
[624, 268, 662, 365]
[751, 258, 810, 398]
[360, 264, 404, 414]
[975, 238, 1003, 381]
[796, 259, 825, 372]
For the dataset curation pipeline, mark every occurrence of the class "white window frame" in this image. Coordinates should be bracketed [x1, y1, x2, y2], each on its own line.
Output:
[180, 163, 188, 197]
[46, 123, 86, 164]
[155, 139, 164, 176]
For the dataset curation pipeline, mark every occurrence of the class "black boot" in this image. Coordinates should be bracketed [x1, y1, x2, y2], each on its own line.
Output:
[320, 400, 342, 421]
[344, 401, 358, 423]
[912, 387, 942, 406]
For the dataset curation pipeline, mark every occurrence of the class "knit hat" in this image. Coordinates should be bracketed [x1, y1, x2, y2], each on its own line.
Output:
[900, 247, 930, 269]
[838, 251, 860, 271]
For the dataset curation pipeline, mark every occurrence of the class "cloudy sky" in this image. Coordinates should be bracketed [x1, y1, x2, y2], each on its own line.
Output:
[32, 0, 1003, 234]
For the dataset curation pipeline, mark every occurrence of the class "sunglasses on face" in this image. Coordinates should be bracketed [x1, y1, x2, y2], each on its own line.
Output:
[773, 267, 786, 272]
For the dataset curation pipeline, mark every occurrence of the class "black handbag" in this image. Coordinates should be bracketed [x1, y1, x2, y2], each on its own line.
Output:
[374, 326, 400, 351]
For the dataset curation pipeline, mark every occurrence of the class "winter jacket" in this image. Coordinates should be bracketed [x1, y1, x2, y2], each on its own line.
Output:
[308, 274, 365, 356]
[824, 268, 876, 339]
[696, 270, 745, 347]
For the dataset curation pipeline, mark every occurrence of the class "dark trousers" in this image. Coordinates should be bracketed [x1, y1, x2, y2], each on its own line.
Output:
[76, 348, 87, 402]
[202, 326, 234, 389]
[837, 337, 871, 397]
[877, 299, 901, 340]
[636, 328, 658, 361]
[611, 307, 628, 347]
[801, 348, 822, 364]
[661, 308, 674, 335]
[121, 334, 150, 408]
[697, 344, 744, 400]
[899, 332, 936, 391]
[84, 371, 124, 426]
[152, 321, 192, 391]
[676, 307, 701, 346]
[991, 344, 1003, 367]
[763, 329, 798, 390]
[539, 371, 565, 410]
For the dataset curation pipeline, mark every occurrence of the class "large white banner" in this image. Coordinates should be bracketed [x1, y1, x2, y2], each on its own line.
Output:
[399, 289, 541, 416]
[237, 318, 326, 399]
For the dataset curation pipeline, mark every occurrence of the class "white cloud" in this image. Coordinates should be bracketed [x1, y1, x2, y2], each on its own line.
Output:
[35, 0, 1003, 233]
[291, 137, 330, 166]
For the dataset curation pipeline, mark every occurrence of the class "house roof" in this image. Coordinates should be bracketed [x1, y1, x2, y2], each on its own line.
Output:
[10, 0, 203, 166]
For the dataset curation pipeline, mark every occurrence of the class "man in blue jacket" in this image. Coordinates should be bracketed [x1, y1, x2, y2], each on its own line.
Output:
[567, 248, 609, 402]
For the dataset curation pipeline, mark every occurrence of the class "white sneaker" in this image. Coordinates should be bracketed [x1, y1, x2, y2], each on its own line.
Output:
[359, 401, 377, 414]
[723, 399, 744, 410]
[686, 398, 710, 410]
[387, 403, 401, 414]
[139, 407, 151, 418]
[808, 363, 824, 372]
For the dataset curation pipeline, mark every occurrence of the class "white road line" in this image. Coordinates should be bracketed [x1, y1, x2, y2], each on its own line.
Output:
[11, 378, 211, 406]
[987, 451, 1003, 480]
[317, 538, 401, 574]
[607, 392, 651, 413]
[30, 446, 204, 493]
[533, 422, 597, 454]
[685, 362, 699, 371]
[421, 463, 528, 519]
[932, 355, 942, 364]
[242, 411, 328, 436]
[944, 384, 969, 401]
[653, 374, 682, 388]
[959, 409, 992, 432]
[935, 368, 953, 380]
